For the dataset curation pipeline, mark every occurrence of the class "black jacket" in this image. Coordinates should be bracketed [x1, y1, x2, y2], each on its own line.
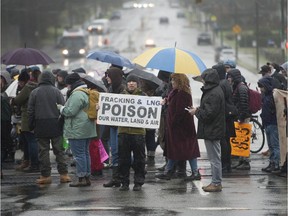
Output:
[28, 71, 65, 138]
[195, 69, 226, 140]
[228, 69, 251, 122]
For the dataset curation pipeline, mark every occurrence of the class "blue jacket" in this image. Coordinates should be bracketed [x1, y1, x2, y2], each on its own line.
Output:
[258, 76, 277, 127]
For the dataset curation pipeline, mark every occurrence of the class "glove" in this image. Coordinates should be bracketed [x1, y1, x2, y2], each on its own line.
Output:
[56, 103, 63, 110]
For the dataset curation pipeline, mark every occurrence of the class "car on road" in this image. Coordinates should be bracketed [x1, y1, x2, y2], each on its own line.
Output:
[87, 19, 110, 34]
[145, 39, 156, 48]
[110, 11, 121, 20]
[159, 17, 169, 24]
[214, 45, 232, 62]
[219, 48, 236, 63]
[176, 11, 186, 18]
[197, 32, 212, 45]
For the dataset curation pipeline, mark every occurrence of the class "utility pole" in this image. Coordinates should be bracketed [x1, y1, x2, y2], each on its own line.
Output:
[255, 0, 259, 70]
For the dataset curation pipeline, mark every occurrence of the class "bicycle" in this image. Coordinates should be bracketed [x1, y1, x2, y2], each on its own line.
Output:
[250, 115, 265, 153]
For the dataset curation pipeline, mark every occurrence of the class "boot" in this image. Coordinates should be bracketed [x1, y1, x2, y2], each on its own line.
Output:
[36, 176, 52, 184]
[69, 177, 88, 187]
[15, 160, 30, 171]
[60, 174, 72, 183]
[103, 166, 121, 187]
[145, 156, 155, 166]
[119, 184, 129, 191]
[85, 176, 91, 186]
[146, 151, 155, 166]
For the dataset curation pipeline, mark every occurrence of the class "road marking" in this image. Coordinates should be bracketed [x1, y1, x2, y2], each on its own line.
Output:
[52, 207, 122, 211]
[193, 181, 209, 196]
[188, 207, 250, 210]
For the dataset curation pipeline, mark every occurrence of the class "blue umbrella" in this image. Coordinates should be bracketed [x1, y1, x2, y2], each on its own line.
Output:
[86, 50, 135, 68]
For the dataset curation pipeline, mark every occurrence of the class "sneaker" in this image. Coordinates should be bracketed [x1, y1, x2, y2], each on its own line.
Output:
[236, 162, 251, 170]
[202, 183, 222, 192]
[184, 170, 201, 181]
[155, 173, 171, 180]
[262, 163, 273, 173]
[119, 185, 129, 191]
[133, 184, 142, 191]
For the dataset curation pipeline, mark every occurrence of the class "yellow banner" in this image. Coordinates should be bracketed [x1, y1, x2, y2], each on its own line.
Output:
[230, 122, 252, 157]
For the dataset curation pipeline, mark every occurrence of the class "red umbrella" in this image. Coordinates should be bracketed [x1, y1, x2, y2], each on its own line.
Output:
[1, 48, 54, 66]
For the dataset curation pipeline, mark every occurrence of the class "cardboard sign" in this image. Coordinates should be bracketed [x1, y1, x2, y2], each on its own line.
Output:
[230, 122, 252, 157]
[97, 93, 162, 129]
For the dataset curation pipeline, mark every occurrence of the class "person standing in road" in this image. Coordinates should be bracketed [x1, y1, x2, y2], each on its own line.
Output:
[155, 73, 201, 181]
[188, 68, 225, 192]
[257, 76, 281, 173]
[212, 63, 237, 173]
[12, 68, 41, 173]
[226, 68, 251, 170]
[103, 67, 125, 188]
[58, 73, 97, 187]
[1, 71, 12, 178]
[28, 71, 71, 184]
[117, 74, 146, 191]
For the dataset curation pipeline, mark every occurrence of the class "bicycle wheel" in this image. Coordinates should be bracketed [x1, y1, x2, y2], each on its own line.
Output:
[250, 118, 265, 153]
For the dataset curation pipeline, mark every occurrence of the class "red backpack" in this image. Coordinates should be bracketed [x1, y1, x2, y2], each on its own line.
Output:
[237, 83, 262, 114]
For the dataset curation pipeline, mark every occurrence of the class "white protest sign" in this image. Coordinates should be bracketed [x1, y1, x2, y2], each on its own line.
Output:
[97, 93, 162, 129]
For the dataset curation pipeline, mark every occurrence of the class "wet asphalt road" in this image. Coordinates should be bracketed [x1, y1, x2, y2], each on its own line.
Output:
[1, 146, 287, 216]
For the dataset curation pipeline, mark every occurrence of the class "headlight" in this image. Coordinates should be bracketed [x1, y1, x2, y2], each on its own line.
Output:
[62, 49, 69, 55]
[79, 49, 86, 55]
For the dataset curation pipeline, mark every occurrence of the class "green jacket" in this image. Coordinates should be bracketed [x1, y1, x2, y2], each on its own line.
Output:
[118, 88, 146, 135]
[61, 86, 97, 139]
[13, 81, 38, 131]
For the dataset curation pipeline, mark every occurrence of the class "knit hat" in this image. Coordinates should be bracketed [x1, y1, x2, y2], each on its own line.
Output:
[18, 69, 30, 82]
[65, 73, 81, 85]
[126, 74, 139, 83]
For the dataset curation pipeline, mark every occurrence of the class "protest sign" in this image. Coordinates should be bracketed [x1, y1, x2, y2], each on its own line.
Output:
[97, 93, 162, 129]
[230, 122, 252, 157]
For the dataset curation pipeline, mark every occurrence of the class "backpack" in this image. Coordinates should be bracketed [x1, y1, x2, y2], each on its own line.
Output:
[76, 88, 99, 120]
[237, 83, 262, 114]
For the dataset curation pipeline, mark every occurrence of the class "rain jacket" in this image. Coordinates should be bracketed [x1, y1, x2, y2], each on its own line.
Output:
[118, 88, 146, 135]
[28, 71, 64, 138]
[61, 83, 97, 139]
[228, 69, 251, 122]
[195, 68, 226, 140]
[258, 76, 277, 127]
[13, 80, 38, 131]
[166, 88, 200, 160]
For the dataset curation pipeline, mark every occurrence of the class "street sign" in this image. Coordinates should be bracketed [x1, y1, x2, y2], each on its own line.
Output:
[232, 24, 242, 34]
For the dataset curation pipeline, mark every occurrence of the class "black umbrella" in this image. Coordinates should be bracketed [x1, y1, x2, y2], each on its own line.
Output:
[128, 67, 162, 86]
[1, 48, 55, 66]
[82, 75, 107, 92]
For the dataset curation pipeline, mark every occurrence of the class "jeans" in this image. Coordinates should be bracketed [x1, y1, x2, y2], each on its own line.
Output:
[166, 158, 198, 173]
[204, 139, 222, 185]
[69, 139, 91, 177]
[145, 129, 157, 154]
[23, 131, 39, 167]
[265, 124, 280, 166]
[109, 127, 119, 166]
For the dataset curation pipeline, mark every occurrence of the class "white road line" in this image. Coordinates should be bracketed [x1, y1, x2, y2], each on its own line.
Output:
[188, 207, 250, 210]
[52, 207, 122, 211]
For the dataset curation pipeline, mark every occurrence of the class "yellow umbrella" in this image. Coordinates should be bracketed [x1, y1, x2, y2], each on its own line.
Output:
[133, 47, 206, 75]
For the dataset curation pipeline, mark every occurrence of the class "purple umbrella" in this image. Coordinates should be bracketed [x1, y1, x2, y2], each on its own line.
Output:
[1, 48, 55, 66]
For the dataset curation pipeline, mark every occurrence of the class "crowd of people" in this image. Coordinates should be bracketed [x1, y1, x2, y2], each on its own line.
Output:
[1, 60, 287, 192]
